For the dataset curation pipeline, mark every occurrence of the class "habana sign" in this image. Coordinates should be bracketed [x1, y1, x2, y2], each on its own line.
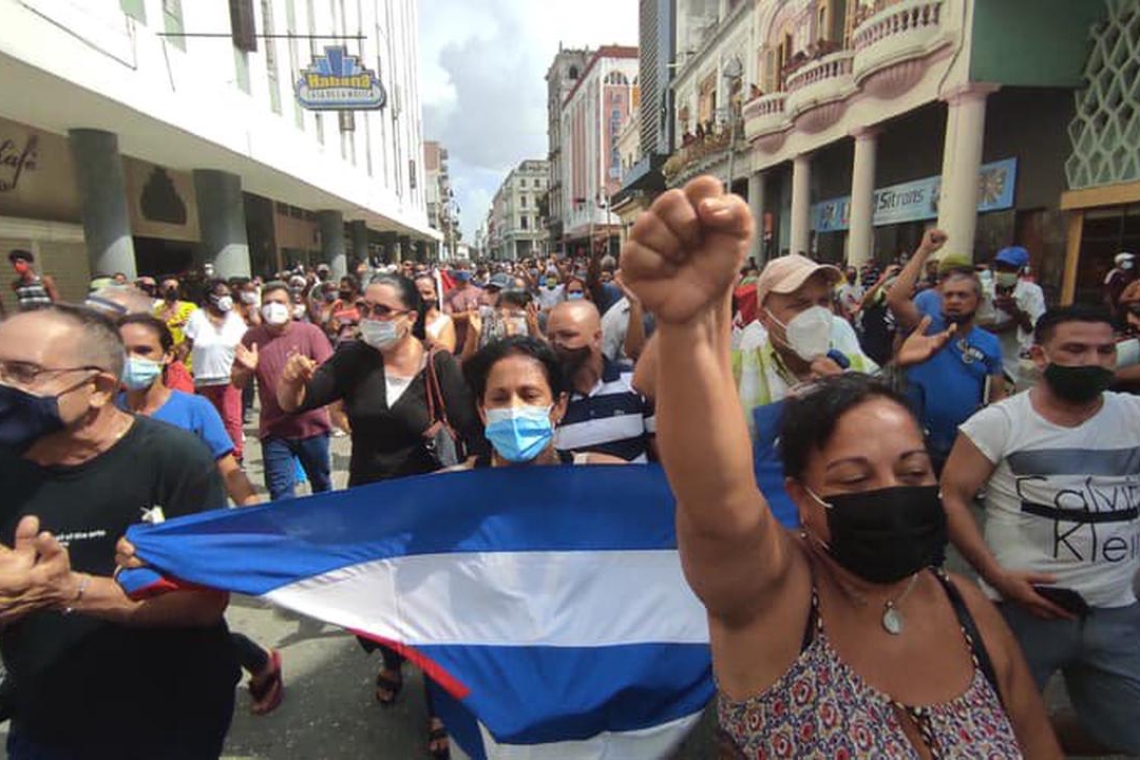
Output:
[295, 46, 387, 111]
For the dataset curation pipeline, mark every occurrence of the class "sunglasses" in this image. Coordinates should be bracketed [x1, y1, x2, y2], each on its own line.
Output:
[356, 302, 410, 319]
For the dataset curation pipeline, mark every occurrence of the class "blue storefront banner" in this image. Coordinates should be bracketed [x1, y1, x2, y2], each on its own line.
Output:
[811, 157, 1018, 233]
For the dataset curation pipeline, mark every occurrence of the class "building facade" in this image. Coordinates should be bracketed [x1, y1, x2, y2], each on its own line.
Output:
[559, 46, 640, 257]
[0, 0, 438, 307]
[489, 159, 550, 261]
[424, 140, 459, 260]
[662, 0, 1107, 304]
[546, 46, 592, 255]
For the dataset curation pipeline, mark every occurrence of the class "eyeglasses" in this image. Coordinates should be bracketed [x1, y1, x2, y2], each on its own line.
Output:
[0, 360, 104, 386]
[356, 302, 410, 320]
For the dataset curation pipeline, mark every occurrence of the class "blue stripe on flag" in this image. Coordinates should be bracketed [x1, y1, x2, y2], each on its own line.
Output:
[419, 642, 713, 744]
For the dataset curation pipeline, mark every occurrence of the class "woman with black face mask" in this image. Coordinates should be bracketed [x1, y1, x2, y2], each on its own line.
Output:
[620, 177, 1061, 758]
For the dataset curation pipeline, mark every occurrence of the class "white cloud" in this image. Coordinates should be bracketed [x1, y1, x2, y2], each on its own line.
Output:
[419, 0, 638, 242]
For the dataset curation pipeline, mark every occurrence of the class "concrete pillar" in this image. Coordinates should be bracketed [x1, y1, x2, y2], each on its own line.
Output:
[398, 236, 411, 264]
[192, 170, 251, 278]
[789, 153, 812, 257]
[747, 171, 766, 264]
[349, 220, 369, 270]
[318, 210, 346, 279]
[936, 84, 997, 261]
[68, 129, 136, 279]
[848, 127, 879, 267]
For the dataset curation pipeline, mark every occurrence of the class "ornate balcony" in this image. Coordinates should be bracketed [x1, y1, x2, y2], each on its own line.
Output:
[742, 92, 788, 142]
[852, 0, 954, 98]
[784, 50, 856, 132]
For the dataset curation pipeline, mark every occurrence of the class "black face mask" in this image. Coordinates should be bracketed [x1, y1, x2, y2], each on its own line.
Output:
[808, 485, 947, 584]
[1044, 363, 1114, 404]
[555, 345, 592, 375]
[163, 287, 178, 301]
[944, 310, 976, 326]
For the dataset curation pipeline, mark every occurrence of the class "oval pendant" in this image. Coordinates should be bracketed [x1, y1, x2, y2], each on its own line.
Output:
[882, 607, 903, 635]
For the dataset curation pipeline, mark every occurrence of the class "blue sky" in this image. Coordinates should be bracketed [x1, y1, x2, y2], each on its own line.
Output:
[419, 0, 638, 240]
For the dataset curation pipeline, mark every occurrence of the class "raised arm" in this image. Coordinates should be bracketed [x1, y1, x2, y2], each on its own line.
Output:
[886, 229, 947, 332]
[620, 177, 795, 624]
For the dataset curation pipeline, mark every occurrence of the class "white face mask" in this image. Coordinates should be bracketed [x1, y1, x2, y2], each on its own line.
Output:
[769, 305, 833, 361]
[360, 318, 402, 350]
[1122, 260, 1135, 271]
[262, 302, 290, 326]
[994, 271, 1019, 288]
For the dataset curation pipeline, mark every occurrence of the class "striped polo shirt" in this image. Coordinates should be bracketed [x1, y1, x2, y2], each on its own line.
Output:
[555, 357, 655, 463]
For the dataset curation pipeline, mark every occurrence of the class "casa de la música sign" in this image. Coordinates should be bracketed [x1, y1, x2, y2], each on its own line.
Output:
[295, 46, 386, 111]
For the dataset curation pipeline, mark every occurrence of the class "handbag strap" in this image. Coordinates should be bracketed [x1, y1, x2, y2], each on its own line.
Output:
[424, 349, 451, 428]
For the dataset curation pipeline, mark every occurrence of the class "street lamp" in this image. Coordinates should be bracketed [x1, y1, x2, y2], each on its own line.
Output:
[722, 57, 744, 193]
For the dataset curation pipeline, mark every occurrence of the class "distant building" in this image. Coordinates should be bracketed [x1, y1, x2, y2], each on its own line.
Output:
[424, 141, 459, 260]
[558, 46, 640, 258]
[489, 159, 550, 261]
[546, 46, 592, 256]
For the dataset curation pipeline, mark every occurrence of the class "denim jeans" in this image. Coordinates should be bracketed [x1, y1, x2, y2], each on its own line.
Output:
[261, 433, 332, 501]
[999, 600, 1140, 754]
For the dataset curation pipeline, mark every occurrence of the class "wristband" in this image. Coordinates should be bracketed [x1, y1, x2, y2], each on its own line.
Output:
[62, 573, 91, 616]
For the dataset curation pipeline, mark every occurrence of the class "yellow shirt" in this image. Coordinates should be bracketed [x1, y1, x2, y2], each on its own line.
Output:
[154, 301, 198, 368]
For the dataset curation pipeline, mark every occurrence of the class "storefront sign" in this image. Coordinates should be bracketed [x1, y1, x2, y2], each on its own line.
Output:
[295, 46, 387, 111]
[0, 134, 38, 193]
[811, 158, 1018, 232]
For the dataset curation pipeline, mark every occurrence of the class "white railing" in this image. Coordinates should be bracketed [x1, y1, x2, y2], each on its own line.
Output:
[786, 51, 856, 93]
[742, 92, 786, 120]
[853, 0, 944, 51]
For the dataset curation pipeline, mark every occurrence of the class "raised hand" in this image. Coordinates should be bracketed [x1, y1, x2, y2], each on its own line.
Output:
[918, 228, 948, 255]
[620, 176, 753, 325]
[234, 342, 259, 372]
[281, 351, 317, 385]
[896, 315, 957, 368]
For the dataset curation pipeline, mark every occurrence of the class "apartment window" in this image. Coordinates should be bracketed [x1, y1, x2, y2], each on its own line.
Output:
[520, 195, 527, 208]
[230, 0, 258, 52]
[163, 0, 185, 51]
[120, 0, 146, 23]
[521, 216, 529, 230]
[286, 0, 303, 127]
[234, 48, 251, 93]
[262, 0, 281, 113]
[409, 159, 417, 189]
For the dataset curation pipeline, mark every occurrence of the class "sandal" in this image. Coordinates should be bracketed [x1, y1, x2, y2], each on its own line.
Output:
[428, 719, 450, 760]
[374, 667, 403, 706]
[249, 648, 284, 716]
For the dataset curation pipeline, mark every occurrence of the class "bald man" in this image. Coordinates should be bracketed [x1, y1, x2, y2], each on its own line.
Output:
[547, 300, 657, 462]
[0, 305, 238, 758]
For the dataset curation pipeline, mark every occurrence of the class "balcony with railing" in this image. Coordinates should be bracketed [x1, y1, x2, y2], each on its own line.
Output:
[742, 92, 787, 141]
[663, 117, 746, 184]
[784, 50, 856, 119]
[852, 0, 952, 90]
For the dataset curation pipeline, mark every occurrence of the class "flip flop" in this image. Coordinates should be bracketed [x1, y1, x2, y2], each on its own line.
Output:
[249, 648, 284, 716]
[428, 722, 450, 760]
[375, 667, 403, 706]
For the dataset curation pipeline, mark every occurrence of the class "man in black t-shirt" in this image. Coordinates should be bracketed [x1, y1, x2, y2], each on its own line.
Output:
[0, 305, 238, 759]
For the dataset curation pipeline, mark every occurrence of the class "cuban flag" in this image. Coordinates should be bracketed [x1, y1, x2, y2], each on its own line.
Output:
[118, 465, 718, 759]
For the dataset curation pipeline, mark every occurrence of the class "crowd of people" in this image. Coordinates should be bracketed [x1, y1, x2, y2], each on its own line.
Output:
[0, 171, 1137, 759]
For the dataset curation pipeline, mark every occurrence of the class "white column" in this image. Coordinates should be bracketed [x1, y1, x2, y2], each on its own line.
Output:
[747, 170, 766, 263]
[936, 84, 998, 261]
[847, 127, 878, 267]
[790, 153, 812, 257]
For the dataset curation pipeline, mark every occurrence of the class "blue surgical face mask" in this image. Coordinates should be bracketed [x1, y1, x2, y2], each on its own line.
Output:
[122, 357, 163, 391]
[0, 383, 67, 452]
[484, 405, 554, 463]
[567, 291, 586, 301]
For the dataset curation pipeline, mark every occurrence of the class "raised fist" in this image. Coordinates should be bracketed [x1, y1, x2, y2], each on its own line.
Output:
[919, 228, 948, 254]
[619, 176, 753, 325]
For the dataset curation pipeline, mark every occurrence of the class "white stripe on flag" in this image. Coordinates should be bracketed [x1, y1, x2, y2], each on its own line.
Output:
[451, 711, 704, 760]
[264, 549, 709, 646]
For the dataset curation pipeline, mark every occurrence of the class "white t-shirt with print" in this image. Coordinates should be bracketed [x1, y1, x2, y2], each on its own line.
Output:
[960, 390, 1140, 608]
[977, 279, 1046, 381]
[184, 310, 248, 386]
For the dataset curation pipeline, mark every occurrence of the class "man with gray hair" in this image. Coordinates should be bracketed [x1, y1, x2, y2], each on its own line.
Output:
[0, 304, 239, 758]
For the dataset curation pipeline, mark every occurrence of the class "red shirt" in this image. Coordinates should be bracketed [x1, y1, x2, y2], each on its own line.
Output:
[242, 322, 334, 440]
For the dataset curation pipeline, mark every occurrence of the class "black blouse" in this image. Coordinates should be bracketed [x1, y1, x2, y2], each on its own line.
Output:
[298, 341, 485, 486]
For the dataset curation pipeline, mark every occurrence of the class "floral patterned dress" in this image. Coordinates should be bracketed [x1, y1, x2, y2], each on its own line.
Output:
[717, 570, 1024, 759]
